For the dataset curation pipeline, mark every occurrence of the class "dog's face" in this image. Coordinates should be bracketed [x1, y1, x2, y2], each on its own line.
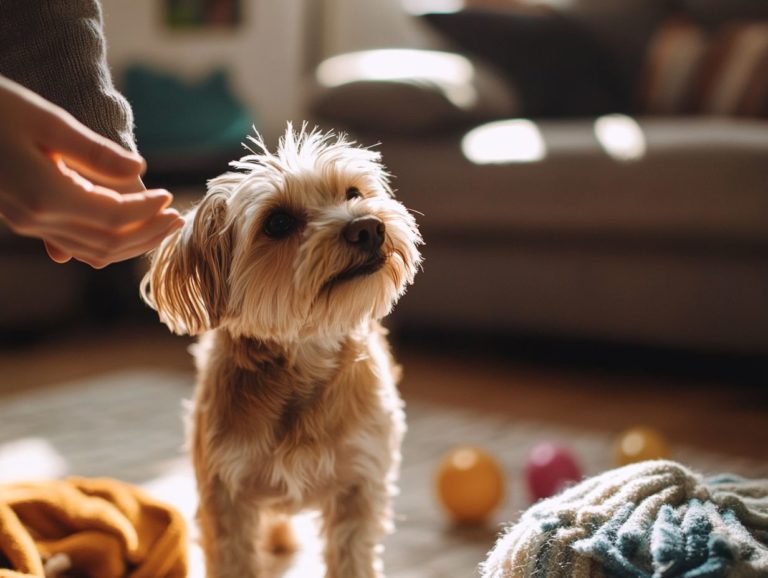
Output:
[141, 127, 422, 341]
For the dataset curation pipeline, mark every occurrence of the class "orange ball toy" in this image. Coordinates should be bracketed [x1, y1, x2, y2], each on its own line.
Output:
[435, 446, 505, 523]
[615, 427, 670, 466]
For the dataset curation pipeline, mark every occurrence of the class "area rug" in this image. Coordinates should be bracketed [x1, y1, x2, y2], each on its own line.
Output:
[1, 370, 766, 578]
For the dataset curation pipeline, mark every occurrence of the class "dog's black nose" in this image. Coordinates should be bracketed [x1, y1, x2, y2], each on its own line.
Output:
[343, 216, 385, 252]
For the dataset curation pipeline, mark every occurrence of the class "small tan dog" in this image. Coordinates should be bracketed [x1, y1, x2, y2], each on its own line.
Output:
[141, 125, 422, 578]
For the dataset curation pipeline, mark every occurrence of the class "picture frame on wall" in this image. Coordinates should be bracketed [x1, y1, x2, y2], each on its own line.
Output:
[165, 0, 242, 29]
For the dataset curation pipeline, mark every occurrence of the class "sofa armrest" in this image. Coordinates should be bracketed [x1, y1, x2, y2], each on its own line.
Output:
[308, 49, 519, 134]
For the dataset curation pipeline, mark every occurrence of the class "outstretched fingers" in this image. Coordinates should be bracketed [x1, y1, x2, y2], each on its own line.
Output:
[42, 210, 184, 268]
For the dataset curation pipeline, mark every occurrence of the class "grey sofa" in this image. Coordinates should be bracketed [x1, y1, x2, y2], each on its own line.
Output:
[308, 3, 768, 353]
[366, 118, 768, 353]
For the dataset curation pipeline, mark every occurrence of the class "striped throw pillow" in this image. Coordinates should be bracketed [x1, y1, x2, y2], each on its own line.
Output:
[639, 17, 768, 117]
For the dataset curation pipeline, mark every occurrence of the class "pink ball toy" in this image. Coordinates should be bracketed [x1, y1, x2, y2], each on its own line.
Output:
[524, 442, 582, 502]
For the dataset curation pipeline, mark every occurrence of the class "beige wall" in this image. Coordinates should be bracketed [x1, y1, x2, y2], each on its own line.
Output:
[100, 0, 307, 142]
[99, 0, 438, 141]
[321, 0, 435, 56]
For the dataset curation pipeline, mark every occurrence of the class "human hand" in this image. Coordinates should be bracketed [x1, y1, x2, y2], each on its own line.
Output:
[0, 76, 184, 268]
[41, 174, 152, 264]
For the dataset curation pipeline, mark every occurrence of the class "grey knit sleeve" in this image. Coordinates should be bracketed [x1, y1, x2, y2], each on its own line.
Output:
[0, 0, 137, 152]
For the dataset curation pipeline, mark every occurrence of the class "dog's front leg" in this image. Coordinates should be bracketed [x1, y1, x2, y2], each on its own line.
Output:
[197, 476, 262, 578]
[322, 481, 390, 578]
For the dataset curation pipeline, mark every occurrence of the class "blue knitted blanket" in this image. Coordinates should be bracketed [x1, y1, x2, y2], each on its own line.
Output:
[482, 461, 768, 578]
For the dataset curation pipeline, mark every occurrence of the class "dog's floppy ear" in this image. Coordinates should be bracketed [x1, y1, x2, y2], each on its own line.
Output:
[141, 190, 232, 335]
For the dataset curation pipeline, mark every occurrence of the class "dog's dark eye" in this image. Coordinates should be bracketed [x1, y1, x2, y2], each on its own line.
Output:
[346, 187, 362, 200]
[264, 211, 297, 239]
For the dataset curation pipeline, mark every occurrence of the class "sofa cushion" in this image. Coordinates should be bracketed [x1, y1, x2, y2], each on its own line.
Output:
[542, 0, 667, 73]
[637, 17, 709, 114]
[444, 0, 667, 75]
[639, 18, 768, 117]
[420, 9, 632, 116]
[311, 49, 519, 133]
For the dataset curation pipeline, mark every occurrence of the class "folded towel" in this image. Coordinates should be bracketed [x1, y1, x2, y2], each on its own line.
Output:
[0, 478, 187, 578]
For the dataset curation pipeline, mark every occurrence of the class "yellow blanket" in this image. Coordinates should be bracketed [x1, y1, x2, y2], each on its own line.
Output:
[0, 478, 187, 578]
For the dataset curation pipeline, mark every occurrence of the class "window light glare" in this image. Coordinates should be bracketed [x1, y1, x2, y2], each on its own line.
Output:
[462, 119, 547, 164]
[594, 114, 647, 162]
[402, 0, 465, 14]
[317, 49, 473, 88]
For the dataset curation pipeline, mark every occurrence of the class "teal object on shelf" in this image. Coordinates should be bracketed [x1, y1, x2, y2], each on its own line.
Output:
[123, 66, 254, 160]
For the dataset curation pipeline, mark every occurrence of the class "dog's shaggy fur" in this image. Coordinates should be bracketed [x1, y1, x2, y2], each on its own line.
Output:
[141, 126, 421, 578]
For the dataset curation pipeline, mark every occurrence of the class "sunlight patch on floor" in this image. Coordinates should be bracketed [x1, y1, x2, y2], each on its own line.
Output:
[0, 437, 67, 482]
[142, 459, 326, 578]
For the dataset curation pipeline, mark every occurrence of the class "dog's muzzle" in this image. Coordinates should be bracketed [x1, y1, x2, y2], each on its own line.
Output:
[320, 217, 388, 292]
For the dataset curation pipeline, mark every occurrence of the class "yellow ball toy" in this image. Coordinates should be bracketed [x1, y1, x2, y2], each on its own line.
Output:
[435, 446, 505, 523]
[615, 427, 670, 466]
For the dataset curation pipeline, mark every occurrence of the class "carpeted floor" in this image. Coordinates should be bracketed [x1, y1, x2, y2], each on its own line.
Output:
[1, 370, 766, 577]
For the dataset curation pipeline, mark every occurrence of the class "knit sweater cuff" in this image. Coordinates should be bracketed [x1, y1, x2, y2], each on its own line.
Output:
[0, 0, 137, 152]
